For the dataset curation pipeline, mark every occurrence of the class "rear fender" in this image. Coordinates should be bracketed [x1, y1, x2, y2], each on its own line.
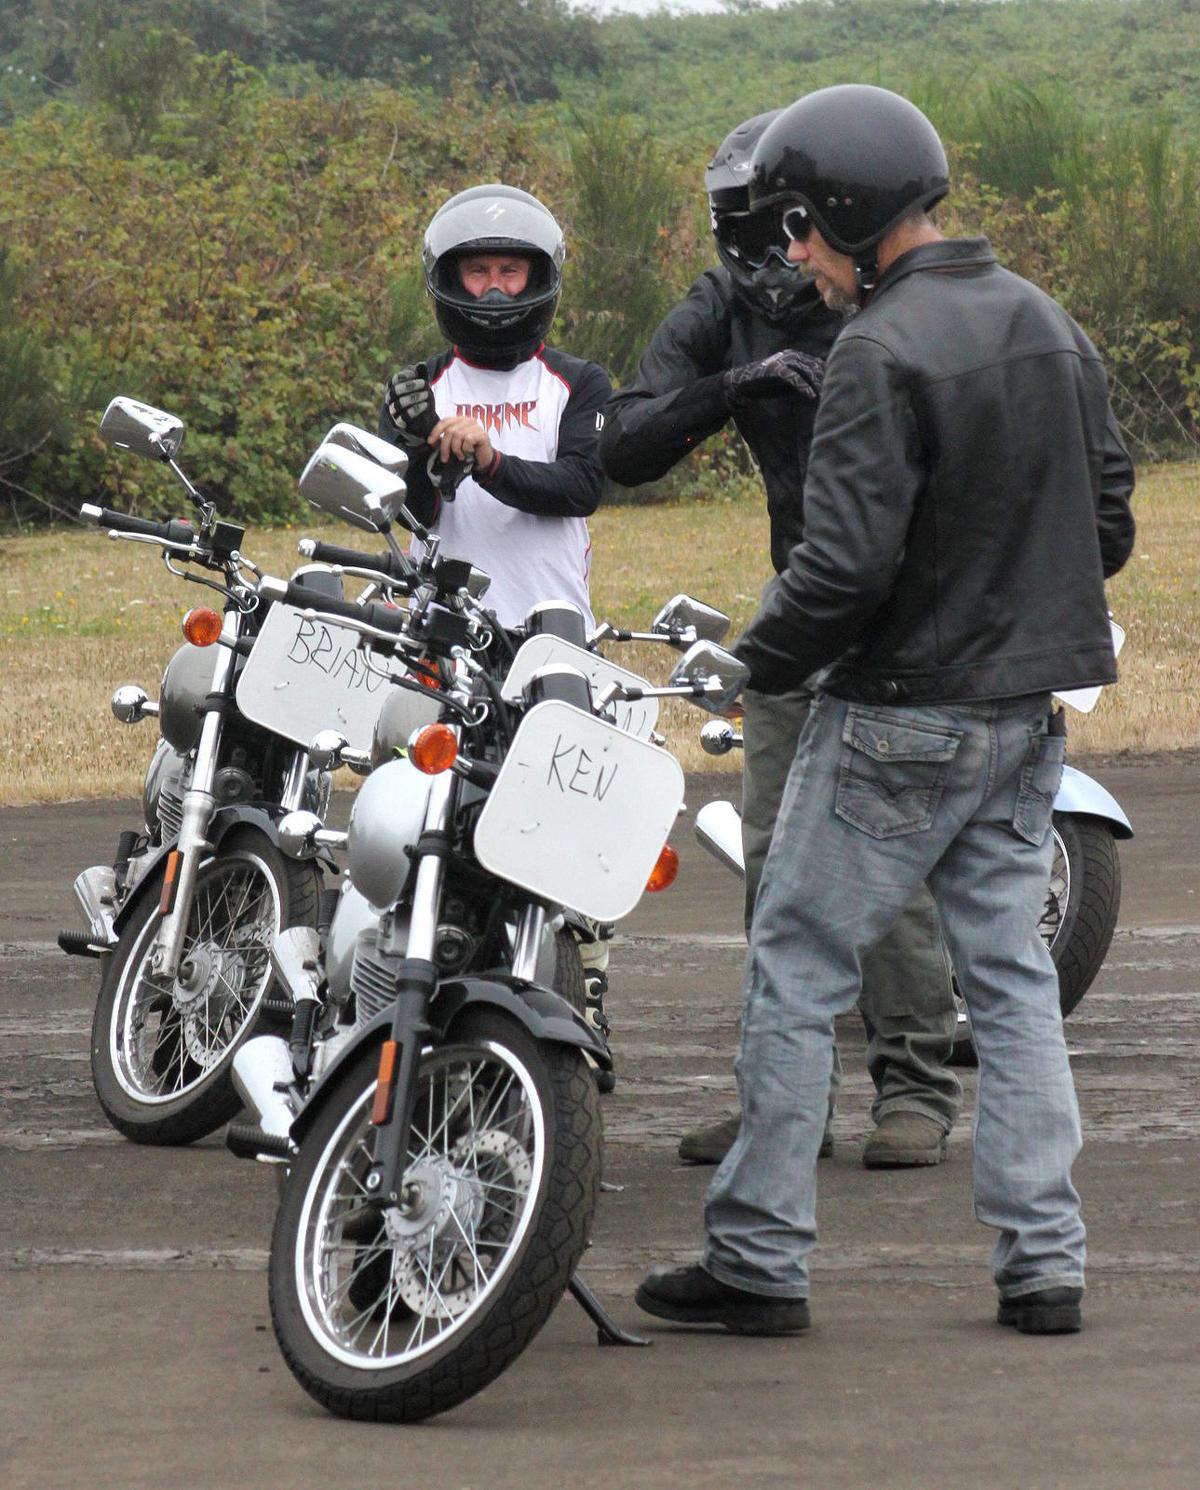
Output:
[289, 974, 607, 1146]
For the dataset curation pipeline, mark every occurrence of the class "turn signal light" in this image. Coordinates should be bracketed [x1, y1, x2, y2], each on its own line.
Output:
[182, 607, 222, 647]
[646, 843, 679, 894]
[410, 723, 458, 775]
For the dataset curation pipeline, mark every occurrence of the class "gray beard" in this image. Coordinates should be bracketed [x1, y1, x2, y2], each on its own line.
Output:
[827, 285, 860, 319]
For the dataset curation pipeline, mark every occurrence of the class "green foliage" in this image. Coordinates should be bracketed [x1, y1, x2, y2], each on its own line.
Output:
[557, 108, 705, 386]
[0, 244, 64, 517]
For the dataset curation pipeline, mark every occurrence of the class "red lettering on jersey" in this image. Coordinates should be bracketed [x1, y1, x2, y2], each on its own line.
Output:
[455, 400, 539, 432]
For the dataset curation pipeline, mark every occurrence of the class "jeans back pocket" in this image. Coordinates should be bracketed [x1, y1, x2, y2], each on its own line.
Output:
[835, 709, 962, 840]
[1012, 728, 1066, 845]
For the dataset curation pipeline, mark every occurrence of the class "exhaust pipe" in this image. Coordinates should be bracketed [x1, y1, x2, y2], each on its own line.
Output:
[73, 865, 119, 947]
[231, 1035, 296, 1142]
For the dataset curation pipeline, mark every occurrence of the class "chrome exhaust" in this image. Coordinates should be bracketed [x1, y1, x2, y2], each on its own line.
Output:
[231, 1036, 296, 1142]
[694, 800, 746, 878]
[73, 866, 119, 947]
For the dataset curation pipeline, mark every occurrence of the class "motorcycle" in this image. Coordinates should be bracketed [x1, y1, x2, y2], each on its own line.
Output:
[63, 399, 403, 1145]
[223, 434, 745, 1420]
[693, 651, 1132, 1061]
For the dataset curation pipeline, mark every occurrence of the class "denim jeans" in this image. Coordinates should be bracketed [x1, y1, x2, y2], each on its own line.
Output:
[741, 687, 961, 1131]
[704, 691, 1085, 1301]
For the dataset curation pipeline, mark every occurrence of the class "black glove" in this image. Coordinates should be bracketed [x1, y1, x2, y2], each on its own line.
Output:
[723, 349, 826, 408]
[384, 363, 439, 447]
[426, 448, 475, 503]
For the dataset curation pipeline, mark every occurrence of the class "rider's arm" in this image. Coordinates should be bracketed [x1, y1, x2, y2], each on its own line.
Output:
[1096, 409, 1136, 579]
[377, 354, 447, 529]
[598, 273, 734, 487]
[473, 356, 612, 519]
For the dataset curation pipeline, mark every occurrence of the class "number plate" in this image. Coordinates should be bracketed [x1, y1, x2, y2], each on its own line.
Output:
[473, 700, 684, 922]
[1054, 620, 1126, 714]
[501, 635, 659, 739]
[235, 603, 407, 753]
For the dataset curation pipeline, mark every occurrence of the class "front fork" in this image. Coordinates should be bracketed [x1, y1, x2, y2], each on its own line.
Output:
[148, 607, 311, 984]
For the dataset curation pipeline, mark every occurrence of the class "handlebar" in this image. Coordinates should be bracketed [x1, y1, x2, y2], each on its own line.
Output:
[300, 539, 412, 582]
[262, 576, 411, 638]
[80, 503, 197, 546]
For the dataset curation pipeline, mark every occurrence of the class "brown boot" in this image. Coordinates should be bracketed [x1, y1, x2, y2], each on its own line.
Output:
[862, 1111, 947, 1169]
[678, 1112, 833, 1165]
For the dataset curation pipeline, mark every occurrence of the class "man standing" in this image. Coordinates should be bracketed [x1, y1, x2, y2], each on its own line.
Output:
[635, 84, 1135, 1337]
[600, 112, 962, 1168]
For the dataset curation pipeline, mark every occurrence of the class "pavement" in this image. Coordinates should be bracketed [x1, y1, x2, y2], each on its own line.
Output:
[2, 754, 1199, 1489]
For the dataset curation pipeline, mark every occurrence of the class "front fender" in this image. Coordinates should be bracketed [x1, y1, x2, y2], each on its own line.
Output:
[289, 974, 608, 1146]
[109, 805, 299, 937]
[1054, 764, 1133, 839]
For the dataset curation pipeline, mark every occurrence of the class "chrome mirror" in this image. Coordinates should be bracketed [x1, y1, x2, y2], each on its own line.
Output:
[100, 396, 185, 462]
[322, 422, 410, 476]
[668, 640, 749, 714]
[465, 564, 491, 599]
[298, 441, 408, 533]
[652, 594, 731, 646]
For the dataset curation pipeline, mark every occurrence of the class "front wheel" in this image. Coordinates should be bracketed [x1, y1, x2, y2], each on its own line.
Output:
[951, 813, 1122, 1063]
[269, 1008, 602, 1423]
[90, 828, 320, 1144]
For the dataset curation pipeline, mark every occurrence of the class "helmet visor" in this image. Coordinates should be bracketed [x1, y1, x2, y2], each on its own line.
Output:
[781, 205, 815, 245]
[713, 207, 789, 270]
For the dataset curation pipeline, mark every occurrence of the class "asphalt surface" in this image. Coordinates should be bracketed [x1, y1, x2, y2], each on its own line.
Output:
[2, 755, 1199, 1489]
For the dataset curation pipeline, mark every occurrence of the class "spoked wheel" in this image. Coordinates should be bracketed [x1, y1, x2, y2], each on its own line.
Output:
[91, 829, 319, 1144]
[269, 1008, 601, 1423]
[951, 813, 1122, 1064]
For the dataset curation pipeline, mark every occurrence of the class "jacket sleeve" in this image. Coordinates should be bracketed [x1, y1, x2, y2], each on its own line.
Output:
[475, 360, 612, 519]
[377, 395, 440, 530]
[1097, 410, 1136, 578]
[733, 334, 917, 694]
[598, 279, 733, 486]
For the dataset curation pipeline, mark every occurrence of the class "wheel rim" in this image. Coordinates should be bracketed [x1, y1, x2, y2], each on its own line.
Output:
[110, 849, 281, 1104]
[295, 1037, 546, 1371]
[1038, 824, 1070, 953]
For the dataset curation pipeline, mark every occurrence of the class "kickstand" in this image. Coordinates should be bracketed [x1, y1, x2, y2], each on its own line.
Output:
[569, 1275, 651, 1347]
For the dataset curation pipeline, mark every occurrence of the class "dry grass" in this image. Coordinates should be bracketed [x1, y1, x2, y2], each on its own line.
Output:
[1, 464, 1196, 804]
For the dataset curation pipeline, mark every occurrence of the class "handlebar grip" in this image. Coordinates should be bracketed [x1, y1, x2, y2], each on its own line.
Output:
[272, 579, 410, 638]
[302, 540, 410, 582]
[81, 504, 196, 545]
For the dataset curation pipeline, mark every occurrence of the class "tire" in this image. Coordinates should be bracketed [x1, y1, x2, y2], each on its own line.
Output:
[552, 927, 587, 1016]
[268, 1007, 602, 1423]
[90, 828, 320, 1145]
[949, 813, 1121, 1064]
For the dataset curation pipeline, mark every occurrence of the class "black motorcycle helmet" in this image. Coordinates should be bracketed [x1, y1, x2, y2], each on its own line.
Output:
[705, 110, 819, 323]
[749, 85, 950, 295]
[423, 184, 565, 363]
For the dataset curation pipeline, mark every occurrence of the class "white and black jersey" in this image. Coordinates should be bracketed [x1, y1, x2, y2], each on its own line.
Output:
[379, 343, 612, 629]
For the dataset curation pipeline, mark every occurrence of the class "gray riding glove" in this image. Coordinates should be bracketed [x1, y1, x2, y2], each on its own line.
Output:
[723, 349, 826, 408]
[384, 363, 439, 447]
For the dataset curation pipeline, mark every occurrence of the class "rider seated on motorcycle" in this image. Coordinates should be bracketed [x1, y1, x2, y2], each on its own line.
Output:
[378, 182, 618, 1089]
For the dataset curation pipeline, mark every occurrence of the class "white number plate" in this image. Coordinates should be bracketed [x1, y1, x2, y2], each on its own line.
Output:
[1054, 620, 1126, 714]
[501, 635, 659, 739]
[235, 603, 407, 753]
[473, 700, 684, 922]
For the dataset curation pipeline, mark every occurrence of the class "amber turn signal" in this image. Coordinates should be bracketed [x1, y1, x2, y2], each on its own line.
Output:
[646, 843, 679, 893]
[410, 722, 458, 775]
[182, 607, 222, 647]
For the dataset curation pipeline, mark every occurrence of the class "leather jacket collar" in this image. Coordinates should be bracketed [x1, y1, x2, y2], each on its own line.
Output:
[871, 237, 996, 301]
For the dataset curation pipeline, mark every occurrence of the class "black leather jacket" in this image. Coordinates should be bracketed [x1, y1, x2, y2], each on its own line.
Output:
[598, 268, 841, 573]
[735, 238, 1136, 703]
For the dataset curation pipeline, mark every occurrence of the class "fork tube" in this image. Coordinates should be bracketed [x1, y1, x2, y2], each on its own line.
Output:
[511, 903, 547, 981]
[279, 748, 309, 813]
[148, 607, 240, 981]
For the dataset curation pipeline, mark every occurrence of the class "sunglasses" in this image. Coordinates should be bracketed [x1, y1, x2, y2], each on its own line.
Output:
[712, 208, 789, 270]
[781, 205, 815, 244]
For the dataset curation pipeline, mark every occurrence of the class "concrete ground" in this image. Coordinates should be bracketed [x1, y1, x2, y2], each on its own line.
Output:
[2, 754, 1198, 1489]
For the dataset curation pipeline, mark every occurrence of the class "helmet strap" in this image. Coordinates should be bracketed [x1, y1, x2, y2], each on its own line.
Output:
[853, 251, 878, 299]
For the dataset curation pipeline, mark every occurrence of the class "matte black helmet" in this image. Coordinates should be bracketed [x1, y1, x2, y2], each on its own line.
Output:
[423, 184, 565, 362]
[749, 85, 949, 290]
[705, 110, 818, 323]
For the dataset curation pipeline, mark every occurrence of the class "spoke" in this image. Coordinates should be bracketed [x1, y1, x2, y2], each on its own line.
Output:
[444, 1204, 486, 1296]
